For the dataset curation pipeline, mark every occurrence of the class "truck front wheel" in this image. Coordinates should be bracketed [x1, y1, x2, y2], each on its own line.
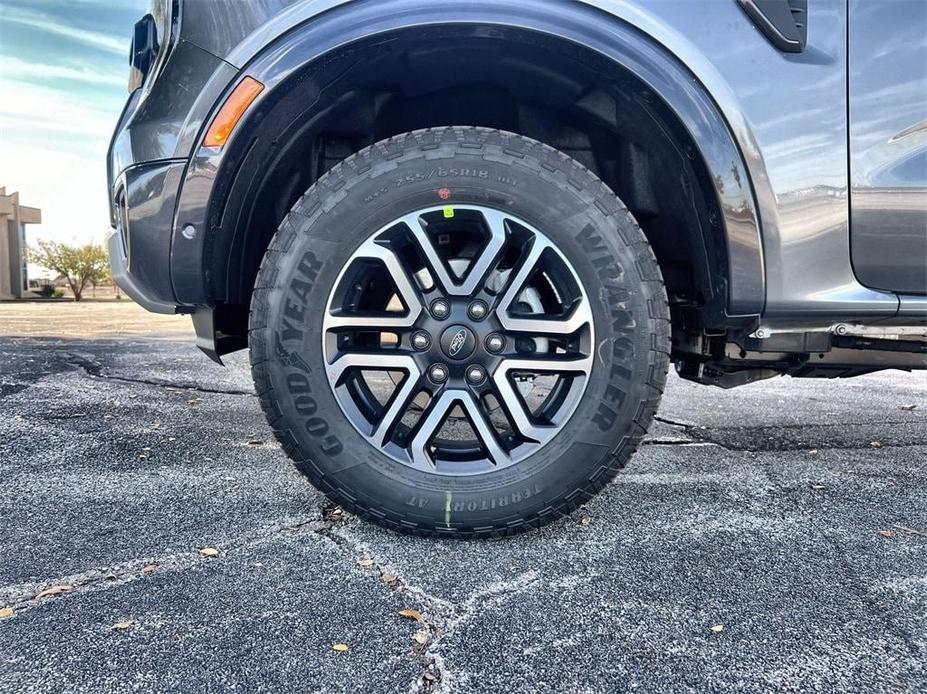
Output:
[250, 127, 669, 537]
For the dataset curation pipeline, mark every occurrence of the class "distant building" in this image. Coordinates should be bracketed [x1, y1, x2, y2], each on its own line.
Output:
[0, 187, 42, 299]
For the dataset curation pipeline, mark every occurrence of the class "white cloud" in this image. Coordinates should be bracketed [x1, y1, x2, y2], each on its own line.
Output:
[0, 55, 125, 86]
[0, 77, 118, 142]
[0, 79, 117, 249]
[0, 6, 128, 55]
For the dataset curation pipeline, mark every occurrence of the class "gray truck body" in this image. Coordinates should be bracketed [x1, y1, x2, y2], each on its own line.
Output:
[108, 0, 926, 383]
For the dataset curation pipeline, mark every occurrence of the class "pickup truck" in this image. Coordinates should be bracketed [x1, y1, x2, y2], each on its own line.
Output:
[108, 0, 926, 537]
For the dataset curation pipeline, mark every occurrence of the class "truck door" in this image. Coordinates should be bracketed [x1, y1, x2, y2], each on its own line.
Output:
[849, 0, 927, 295]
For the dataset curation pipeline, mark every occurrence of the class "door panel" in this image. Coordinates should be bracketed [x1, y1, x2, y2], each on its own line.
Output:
[849, 0, 927, 295]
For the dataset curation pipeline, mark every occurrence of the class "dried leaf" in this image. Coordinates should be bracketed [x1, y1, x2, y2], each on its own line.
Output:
[878, 529, 894, 538]
[580, 516, 593, 526]
[35, 585, 72, 599]
[111, 620, 133, 630]
[0, 607, 13, 619]
[332, 643, 349, 652]
[414, 631, 429, 645]
[199, 547, 220, 558]
[381, 573, 398, 584]
[894, 524, 927, 538]
[870, 441, 883, 448]
[710, 624, 724, 633]
[357, 558, 375, 568]
[142, 564, 157, 573]
[399, 609, 423, 621]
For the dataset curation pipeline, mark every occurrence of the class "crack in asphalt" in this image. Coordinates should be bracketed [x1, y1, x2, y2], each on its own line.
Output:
[315, 519, 554, 694]
[97, 374, 254, 396]
[0, 514, 323, 613]
[61, 353, 254, 396]
[654, 415, 696, 429]
[827, 534, 924, 661]
[653, 414, 924, 452]
[0, 502, 549, 694]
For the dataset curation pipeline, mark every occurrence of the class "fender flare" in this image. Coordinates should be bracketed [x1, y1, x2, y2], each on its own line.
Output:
[172, 0, 765, 318]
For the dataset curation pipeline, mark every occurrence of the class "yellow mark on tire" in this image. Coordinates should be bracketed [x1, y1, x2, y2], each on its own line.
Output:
[443, 206, 455, 219]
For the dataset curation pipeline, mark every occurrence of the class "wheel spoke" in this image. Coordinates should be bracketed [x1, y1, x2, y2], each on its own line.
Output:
[324, 314, 414, 331]
[401, 209, 506, 296]
[326, 353, 419, 388]
[326, 239, 423, 330]
[497, 310, 591, 335]
[491, 356, 592, 441]
[371, 372, 424, 447]
[494, 235, 591, 335]
[408, 390, 456, 469]
[409, 390, 511, 468]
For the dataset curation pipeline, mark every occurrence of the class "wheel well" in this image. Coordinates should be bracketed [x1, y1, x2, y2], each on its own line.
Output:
[210, 25, 729, 342]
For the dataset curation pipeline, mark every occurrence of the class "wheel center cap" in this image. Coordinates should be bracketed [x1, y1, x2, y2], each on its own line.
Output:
[440, 324, 477, 360]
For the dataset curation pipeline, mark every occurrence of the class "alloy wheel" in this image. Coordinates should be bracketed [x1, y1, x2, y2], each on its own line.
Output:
[322, 205, 594, 475]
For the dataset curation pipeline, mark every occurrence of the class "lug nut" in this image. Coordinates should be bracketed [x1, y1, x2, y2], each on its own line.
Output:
[485, 333, 505, 354]
[411, 331, 431, 351]
[431, 299, 450, 320]
[466, 365, 487, 385]
[428, 363, 449, 384]
[467, 300, 488, 321]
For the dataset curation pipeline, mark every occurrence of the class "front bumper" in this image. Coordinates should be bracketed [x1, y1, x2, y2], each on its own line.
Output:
[106, 37, 236, 314]
[108, 160, 188, 314]
[107, 227, 176, 314]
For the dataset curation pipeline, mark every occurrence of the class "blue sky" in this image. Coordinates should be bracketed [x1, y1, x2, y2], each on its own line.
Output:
[0, 0, 147, 256]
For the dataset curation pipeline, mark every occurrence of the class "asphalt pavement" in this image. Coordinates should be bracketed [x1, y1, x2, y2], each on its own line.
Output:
[0, 336, 924, 693]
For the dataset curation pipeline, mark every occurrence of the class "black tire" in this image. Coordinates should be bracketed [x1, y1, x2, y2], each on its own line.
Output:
[250, 127, 669, 538]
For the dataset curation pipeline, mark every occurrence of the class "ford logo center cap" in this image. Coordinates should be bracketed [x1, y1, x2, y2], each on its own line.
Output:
[440, 325, 476, 360]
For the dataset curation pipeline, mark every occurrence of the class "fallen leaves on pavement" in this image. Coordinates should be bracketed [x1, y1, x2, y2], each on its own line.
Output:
[199, 547, 220, 557]
[710, 624, 724, 633]
[357, 558, 375, 568]
[0, 607, 13, 619]
[111, 620, 134, 630]
[399, 609, 423, 621]
[35, 585, 72, 599]
[332, 643, 349, 652]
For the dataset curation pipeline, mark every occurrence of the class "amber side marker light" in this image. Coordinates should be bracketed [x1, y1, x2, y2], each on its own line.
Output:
[202, 76, 264, 149]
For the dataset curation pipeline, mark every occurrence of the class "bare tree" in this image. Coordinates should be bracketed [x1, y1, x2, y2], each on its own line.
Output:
[29, 241, 109, 302]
